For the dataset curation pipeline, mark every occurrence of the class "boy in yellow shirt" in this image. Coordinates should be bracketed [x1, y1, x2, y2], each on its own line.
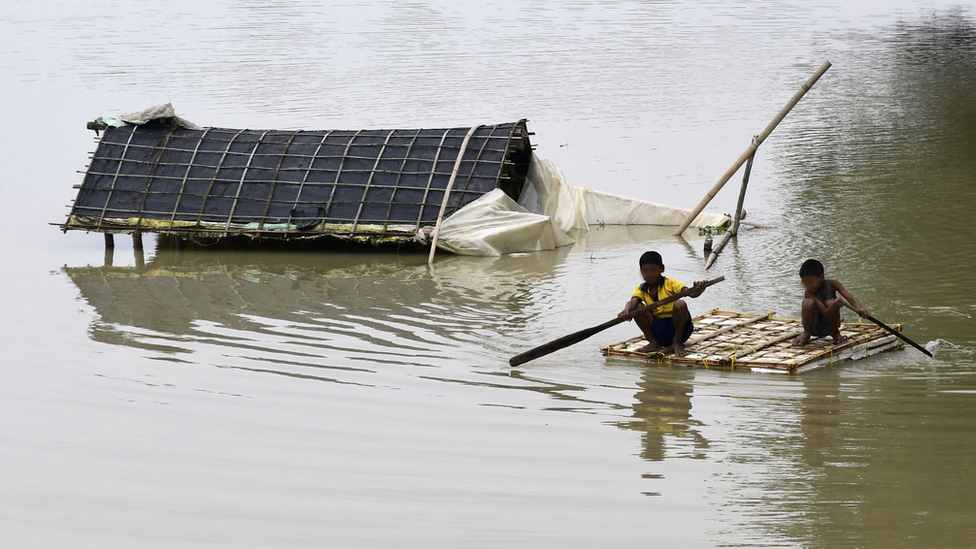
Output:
[618, 251, 707, 357]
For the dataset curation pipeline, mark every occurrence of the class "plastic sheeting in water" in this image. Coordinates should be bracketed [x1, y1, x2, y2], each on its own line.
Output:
[429, 154, 730, 256]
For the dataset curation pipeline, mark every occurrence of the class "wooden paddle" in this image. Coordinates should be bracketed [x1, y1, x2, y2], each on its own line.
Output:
[509, 276, 725, 367]
[842, 303, 933, 357]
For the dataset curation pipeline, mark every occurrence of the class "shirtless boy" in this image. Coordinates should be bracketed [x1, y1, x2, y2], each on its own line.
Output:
[792, 259, 870, 346]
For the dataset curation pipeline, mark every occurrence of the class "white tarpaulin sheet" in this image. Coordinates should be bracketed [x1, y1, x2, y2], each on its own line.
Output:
[581, 187, 730, 227]
[433, 154, 730, 256]
[432, 189, 574, 256]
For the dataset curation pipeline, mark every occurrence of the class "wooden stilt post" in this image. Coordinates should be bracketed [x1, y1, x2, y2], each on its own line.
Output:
[134, 232, 145, 269]
[673, 61, 831, 236]
[730, 140, 757, 237]
[704, 231, 731, 270]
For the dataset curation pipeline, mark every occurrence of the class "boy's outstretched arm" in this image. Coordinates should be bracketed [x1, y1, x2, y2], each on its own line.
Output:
[618, 297, 643, 320]
[832, 280, 870, 317]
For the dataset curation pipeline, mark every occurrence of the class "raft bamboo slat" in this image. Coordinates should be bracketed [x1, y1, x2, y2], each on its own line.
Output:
[682, 311, 771, 346]
[600, 309, 903, 374]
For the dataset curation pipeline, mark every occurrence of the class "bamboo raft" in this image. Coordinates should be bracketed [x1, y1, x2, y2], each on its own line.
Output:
[601, 309, 903, 374]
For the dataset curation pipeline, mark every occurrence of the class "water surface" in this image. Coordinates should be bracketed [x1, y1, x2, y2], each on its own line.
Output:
[2, 1, 976, 547]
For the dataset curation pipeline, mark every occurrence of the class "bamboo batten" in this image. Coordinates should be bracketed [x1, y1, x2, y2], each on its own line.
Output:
[602, 309, 903, 374]
[682, 311, 772, 346]
[673, 61, 831, 236]
[737, 220, 773, 229]
[429, 125, 480, 265]
[716, 328, 805, 365]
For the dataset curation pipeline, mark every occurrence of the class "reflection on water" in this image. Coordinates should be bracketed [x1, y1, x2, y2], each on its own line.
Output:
[793, 366, 976, 546]
[614, 367, 706, 465]
[64, 243, 575, 380]
[64, 239, 666, 418]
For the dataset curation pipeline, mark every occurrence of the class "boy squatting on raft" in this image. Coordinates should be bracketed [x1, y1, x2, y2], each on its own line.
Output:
[792, 259, 870, 346]
[617, 251, 707, 357]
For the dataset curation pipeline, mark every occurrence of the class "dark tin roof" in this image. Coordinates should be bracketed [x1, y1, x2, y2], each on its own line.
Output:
[63, 119, 532, 243]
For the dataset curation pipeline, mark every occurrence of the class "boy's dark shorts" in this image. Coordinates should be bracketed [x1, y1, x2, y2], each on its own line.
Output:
[651, 315, 694, 345]
[811, 309, 832, 337]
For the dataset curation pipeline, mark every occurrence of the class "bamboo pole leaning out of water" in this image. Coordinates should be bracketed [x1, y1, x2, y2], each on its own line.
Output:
[729, 140, 756, 238]
[673, 60, 832, 236]
[705, 142, 756, 269]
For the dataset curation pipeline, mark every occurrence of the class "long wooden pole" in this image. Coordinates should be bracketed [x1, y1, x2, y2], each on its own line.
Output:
[704, 146, 756, 269]
[730, 144, 756, 237]
[509, 276, 725, 367]
[673, 61, 831, 236]
[842, 303, 933, 357]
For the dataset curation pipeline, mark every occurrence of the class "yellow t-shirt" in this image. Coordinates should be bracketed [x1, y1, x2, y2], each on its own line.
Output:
[631, 277, 686, 318]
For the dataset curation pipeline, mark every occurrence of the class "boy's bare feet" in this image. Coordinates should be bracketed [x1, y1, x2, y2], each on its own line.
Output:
[637, 341, 662, 353]
[673, 340, 688, 357]
[792, 333, 811, 346]
[832, 333, 849, 344]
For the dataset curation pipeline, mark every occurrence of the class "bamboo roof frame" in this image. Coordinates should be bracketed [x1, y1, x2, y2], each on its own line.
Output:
[60, 119, 533, 244]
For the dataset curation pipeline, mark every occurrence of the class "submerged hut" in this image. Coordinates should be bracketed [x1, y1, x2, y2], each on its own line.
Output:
[60, 104, 730, 256]
[62, 105, 531, 247]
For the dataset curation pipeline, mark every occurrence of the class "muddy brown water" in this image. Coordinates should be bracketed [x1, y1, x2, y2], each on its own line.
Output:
[3, 1, 976, 547]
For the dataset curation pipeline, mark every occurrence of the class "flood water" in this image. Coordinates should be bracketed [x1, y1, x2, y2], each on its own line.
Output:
[3, 1, 976, 547]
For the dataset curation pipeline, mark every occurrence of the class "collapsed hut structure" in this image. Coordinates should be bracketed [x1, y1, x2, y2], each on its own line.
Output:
[63, 106, 531, 244]
[60, 104, 729, 256]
